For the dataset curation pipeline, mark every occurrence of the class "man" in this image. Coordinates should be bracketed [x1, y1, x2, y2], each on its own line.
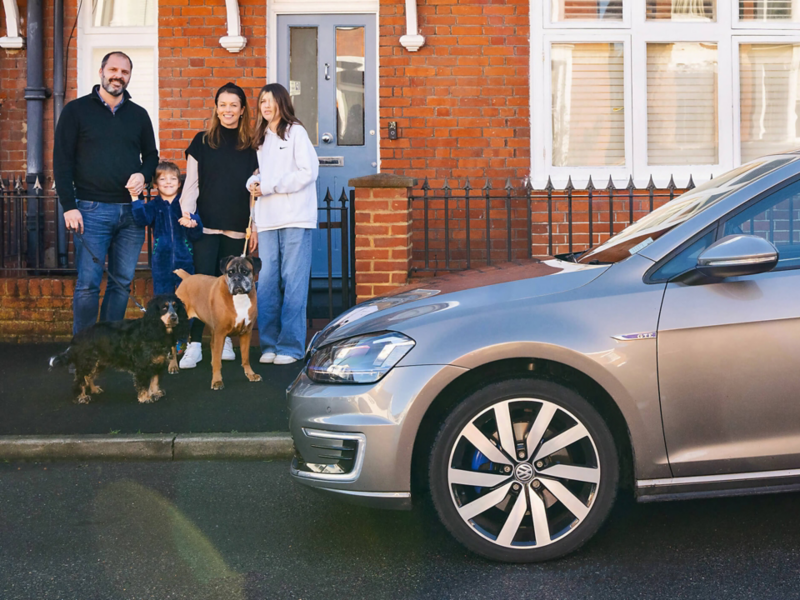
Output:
[54, 51, 158, 334]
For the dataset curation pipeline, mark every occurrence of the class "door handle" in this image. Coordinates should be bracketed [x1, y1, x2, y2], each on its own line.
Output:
[324, 63, 331, 80]
[321, 132, 333, 144]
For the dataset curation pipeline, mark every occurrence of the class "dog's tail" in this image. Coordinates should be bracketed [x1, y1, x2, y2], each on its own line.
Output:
[48, 347, 73, 370]
[174, 269, 191, 280]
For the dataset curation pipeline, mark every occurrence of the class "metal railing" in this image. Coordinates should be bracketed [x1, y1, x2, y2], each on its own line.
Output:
[409, 175, 695, 273]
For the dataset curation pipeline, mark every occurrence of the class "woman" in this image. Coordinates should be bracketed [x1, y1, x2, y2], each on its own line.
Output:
[247, 83, 318, 365]
[179, 82, 259, 369]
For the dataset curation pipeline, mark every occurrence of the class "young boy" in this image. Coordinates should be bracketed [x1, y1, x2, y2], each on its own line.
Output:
[132, 161, 203, 294]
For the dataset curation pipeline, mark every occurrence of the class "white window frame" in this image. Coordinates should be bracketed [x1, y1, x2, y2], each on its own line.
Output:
[77, 0, 159, 139]
[731, 35, 800, 165]
[532, 0, 772, 188]
[543, 34, 633, 186]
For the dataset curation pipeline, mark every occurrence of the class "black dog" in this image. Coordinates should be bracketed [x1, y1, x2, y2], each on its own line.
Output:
[49, 294, 190, 404]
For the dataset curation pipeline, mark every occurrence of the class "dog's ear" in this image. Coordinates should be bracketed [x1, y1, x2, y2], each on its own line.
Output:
[219, 256, 235, 274]
[248, 256, 262, 274]
[145, 295, 163, 315]
[173, 297, 191, 339]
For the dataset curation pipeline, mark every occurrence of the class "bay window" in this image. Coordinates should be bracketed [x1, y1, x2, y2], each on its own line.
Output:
[533, 1, 800, 186]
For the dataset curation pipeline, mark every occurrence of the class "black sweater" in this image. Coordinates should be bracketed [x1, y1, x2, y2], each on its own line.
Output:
[53, 87, 158, 212]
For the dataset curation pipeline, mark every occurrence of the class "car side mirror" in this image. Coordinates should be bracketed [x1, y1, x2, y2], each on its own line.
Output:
[695, 234, 778, 279]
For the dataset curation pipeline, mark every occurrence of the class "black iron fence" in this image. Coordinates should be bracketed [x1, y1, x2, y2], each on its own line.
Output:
[0, 174, 356, 322]
[409, 175, 696, 273]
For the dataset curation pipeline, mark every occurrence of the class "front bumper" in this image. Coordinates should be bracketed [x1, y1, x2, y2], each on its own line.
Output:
[288, 363, 468, 510]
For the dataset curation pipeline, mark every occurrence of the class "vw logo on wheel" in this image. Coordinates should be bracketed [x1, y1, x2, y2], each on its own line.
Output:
[514, 462, 534, 482]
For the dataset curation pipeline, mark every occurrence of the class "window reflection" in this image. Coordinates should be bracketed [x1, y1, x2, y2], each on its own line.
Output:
[92, 0, 155, 27]
[290, 27, 319, 146]
[551, 0, 623, 21]
[336, 27, 365, 146]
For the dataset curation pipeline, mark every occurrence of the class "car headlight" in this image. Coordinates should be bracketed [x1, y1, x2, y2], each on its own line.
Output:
[307, 332, 415, 384]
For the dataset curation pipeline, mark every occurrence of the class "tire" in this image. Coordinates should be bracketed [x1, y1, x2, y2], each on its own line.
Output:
[429, 378, 619, 563]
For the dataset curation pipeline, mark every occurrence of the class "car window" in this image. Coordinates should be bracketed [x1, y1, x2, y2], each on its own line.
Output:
[650, 230, 716, 282]
[722, 178, 800, 270]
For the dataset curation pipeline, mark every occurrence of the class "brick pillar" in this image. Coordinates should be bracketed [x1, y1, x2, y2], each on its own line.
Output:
[349, 173, 417, 303]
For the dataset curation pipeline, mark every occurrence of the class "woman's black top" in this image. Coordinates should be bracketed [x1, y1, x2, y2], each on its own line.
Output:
[186, 126, 258, 233]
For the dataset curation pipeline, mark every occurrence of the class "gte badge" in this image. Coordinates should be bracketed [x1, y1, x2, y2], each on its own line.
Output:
[612, 331, 657, 341]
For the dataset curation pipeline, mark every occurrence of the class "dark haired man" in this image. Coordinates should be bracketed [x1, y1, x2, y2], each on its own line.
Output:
[54, 51, 158, 334]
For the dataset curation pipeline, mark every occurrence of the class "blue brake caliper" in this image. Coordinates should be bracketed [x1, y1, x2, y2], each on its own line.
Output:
[470, 450, 493, 494]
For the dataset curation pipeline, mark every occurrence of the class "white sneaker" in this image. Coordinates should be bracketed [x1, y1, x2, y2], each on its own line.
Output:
[179, 342, 202, 369]
[259, 352, 277, 364]
[274, 354, 298, 365]
[222, 337, 236, 361]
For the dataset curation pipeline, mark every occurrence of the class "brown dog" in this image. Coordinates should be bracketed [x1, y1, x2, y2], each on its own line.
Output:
[174, 256, 263, 390]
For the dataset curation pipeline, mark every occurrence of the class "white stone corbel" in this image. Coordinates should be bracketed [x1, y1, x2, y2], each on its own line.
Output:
[219, 0, 247, 53]
[0, 0, 25, 49]
[399, 0, 425, 52]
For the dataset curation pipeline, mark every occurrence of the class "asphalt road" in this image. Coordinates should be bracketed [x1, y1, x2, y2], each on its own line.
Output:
[2, 460, 800, 600]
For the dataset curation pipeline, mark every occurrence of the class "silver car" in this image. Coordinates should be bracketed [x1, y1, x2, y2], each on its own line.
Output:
[289, 154, 800, 562]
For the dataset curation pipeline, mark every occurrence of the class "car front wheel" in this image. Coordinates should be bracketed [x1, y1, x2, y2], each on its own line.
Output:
[429, 378, 619, 562]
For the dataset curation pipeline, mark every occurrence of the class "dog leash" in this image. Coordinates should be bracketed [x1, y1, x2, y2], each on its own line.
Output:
[242, 189, 257, 258]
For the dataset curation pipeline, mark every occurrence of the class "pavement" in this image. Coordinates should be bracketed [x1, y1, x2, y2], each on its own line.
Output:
[0, 343, 300, 460]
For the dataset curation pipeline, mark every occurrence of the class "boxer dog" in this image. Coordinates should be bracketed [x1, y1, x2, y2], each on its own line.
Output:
[174, 256, 262, 390]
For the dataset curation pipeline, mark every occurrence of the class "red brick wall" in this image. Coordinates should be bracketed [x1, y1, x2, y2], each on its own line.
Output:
[157, 0, 266, 167]
[0, 0, 79, 175]
[378, 0, 530, 189]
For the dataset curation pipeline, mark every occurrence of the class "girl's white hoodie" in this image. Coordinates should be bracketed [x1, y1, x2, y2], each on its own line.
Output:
[248, 123, 319, 231]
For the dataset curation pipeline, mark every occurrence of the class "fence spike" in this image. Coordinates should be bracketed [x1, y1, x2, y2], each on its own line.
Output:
[524, 177, 534, 192]
[323, 187, 333, 204]
[667, 174, 676, 192]
[686, 174, 695, 190]
[51, 178, 57, 190]
[545, 176, 554, 192]
[421, 177, 430, 191]
[605, 175, 615, 191]
[15, 176, 24, 192]
[585, 175, 595, 191]
[646, 175, 656, 191]
[442, 179, 451, 192]
[504, 177, 513, 191]
[626, 175, 635, 191]
[0, 177, 5, 192]
[338, 188, 349, 206]
[464, 178, 472, 193]
[564, 176, 574, 192]
[482, 179, 492, 191]
[34, 176, 42, 191]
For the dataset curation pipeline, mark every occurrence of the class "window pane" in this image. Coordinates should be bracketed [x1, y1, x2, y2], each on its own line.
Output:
[92, 0, 155, 27]
[724, 179, 800, 268]
[646, 0, 715, 21]
[336, 27, 365, 147]
[739, 0, 800, 22]
[290, 27, 319, 146]
[647, 43, 718, 166]
[91, 47, 155, 122]
[551, 0, 623, 21]
[741, 44, 800, 162]
[551, 43, 625, 167]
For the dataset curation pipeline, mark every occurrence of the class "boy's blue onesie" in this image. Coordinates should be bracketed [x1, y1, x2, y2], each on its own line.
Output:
[132, 194, 203, 294]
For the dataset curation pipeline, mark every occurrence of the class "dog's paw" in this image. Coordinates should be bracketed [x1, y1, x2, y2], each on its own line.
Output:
[137, 390, 154, 403]
[151, 389, 166, 400]
[75, 394, 92, 404]
[211, 380, 225, 391]
[246, 372, 262, 382]
[91, 386, 104, 394]
[168, 365, 179, 375]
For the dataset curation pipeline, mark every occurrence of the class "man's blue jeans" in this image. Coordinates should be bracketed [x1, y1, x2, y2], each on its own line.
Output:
[73, 200, 145, 335]
[256, 228, 312, 359]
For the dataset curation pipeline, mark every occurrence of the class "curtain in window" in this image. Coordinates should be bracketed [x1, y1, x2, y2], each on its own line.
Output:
[551, 43, 625, 167]
[92, 0, 155, 27]
[647, 43, 718, 166]
[551, 0, 623, 21]
[646, 0, 715, 21]
[740, 44, 800, 163]
[739, 0, 800, 22]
